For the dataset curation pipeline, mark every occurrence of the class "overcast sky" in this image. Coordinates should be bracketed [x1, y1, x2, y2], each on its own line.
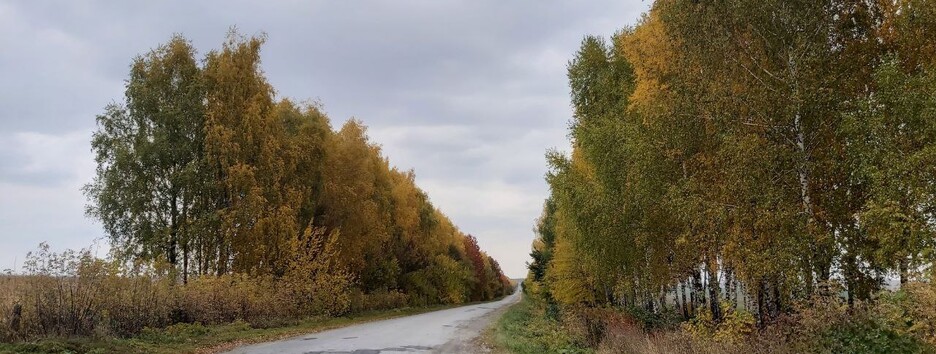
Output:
[0, 1, 649, 277]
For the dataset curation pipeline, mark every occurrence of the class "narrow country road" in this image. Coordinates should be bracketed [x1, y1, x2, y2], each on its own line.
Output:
[225, 288, 522, 354]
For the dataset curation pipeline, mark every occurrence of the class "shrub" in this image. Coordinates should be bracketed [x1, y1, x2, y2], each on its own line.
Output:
[875, 282, 936, 346]
[626, 305, 682, 332]
[348, 289, 410, 313]
[576, 287, 936, 354]
[682, 301, 755, 344]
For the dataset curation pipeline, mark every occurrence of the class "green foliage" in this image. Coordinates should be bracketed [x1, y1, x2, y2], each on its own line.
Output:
[813, 320, 925, 354]
[493, 295, 592, 354]
[84, 35, 207, 279]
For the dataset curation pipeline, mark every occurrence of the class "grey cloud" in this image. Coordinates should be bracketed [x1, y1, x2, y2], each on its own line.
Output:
[0, 131, 94, 188]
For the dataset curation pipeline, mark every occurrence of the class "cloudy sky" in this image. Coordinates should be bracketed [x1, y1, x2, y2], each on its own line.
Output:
[0, 1, 649, 277]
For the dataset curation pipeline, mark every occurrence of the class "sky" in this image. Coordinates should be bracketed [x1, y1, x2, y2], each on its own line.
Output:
[0, 1, 650, 278]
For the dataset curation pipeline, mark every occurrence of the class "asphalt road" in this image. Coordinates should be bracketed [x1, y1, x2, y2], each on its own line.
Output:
[225, 287, 522, 354]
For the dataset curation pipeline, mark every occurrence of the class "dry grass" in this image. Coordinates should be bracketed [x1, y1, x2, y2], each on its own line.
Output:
[0, 244, 397, 345]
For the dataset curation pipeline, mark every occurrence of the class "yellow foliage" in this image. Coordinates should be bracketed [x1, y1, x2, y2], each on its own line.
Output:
[619, 12, 680, 118]
[284, 225, 353, 317]
[548, 227, 598, 306]
[681, 301, 755, 344]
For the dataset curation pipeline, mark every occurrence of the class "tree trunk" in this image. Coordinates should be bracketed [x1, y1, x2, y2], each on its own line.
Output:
[632, 284, 638, 309]
[168, 193, 179, 270]
[676, 282, 685, 319]
[217, 240, 228, 275]
[707, 258, 722, 323]
[659, 286, 668, 312]
[181, 200, 189, 284]
[817, 261, 831, 296]
[788, 56, 820, 299]
[770, 280, 782, 320]
[757, 279, 767, 328]
[846, 273, 854, 307]
[692, 268, 704, 316]
[680, 280, 689, 318]
[725, 266, 736, 309]
[804, 258, 815, 296]
[182, 236, 189, 284]
[899, 257, 909, 286]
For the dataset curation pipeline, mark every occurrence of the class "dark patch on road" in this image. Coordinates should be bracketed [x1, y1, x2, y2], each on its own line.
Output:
[303, 345, 434, 353]
[378, 345, 434, 352]
[342, 336, 359, 339]
[302, 337, 317, 340]
[403, 345, 433, 350]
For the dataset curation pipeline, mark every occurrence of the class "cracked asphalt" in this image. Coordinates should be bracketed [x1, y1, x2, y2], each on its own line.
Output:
[224, 288, 521, 354]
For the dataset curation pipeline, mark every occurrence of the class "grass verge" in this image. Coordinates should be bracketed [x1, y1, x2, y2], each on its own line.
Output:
[485, 293, 591, 354]
[0, 304, 458, 354]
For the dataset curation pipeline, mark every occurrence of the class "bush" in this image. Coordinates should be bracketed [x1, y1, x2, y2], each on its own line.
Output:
[813, 319, 924, 354]
[789, 290, 932, 353]
[348, 289, 410, 313]
[682, 301, 755, 343]
[875, 282, 936, 346]
[626, 305, 683, 332]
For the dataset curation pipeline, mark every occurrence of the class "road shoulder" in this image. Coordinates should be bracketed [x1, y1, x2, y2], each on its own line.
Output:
[437, 292, 521, 353]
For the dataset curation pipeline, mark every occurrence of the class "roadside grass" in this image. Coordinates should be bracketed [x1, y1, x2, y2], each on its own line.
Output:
[0, 304, 457, 354]
[487, 293, 591, 354]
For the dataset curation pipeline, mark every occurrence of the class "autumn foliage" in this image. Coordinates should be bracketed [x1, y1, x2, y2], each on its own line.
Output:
[525, 0, 936, 352]
[0, 31, 510, 343]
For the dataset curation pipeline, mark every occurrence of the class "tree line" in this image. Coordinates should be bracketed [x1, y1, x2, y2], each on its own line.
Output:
[84, 31, 511, 305]
[528, 0, 936, 327]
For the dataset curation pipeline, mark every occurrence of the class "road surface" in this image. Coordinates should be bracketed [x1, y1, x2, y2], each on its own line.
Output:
[225, 288, 521, 354]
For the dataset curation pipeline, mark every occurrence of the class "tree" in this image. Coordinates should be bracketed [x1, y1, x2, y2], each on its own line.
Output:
[527, 0, 936, 329]
[319, 119, 393, 287]
[845, 58, 936, 285]
[86, 30, 511, 307]
[463, 234, 486, 301]
[85, 35, 206, 282]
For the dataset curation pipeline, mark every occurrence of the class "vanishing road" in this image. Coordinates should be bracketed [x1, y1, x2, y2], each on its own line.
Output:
[225, 287, 522, 354]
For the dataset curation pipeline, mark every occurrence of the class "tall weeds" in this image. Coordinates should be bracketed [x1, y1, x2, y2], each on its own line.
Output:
[0, 243, 353, 343]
